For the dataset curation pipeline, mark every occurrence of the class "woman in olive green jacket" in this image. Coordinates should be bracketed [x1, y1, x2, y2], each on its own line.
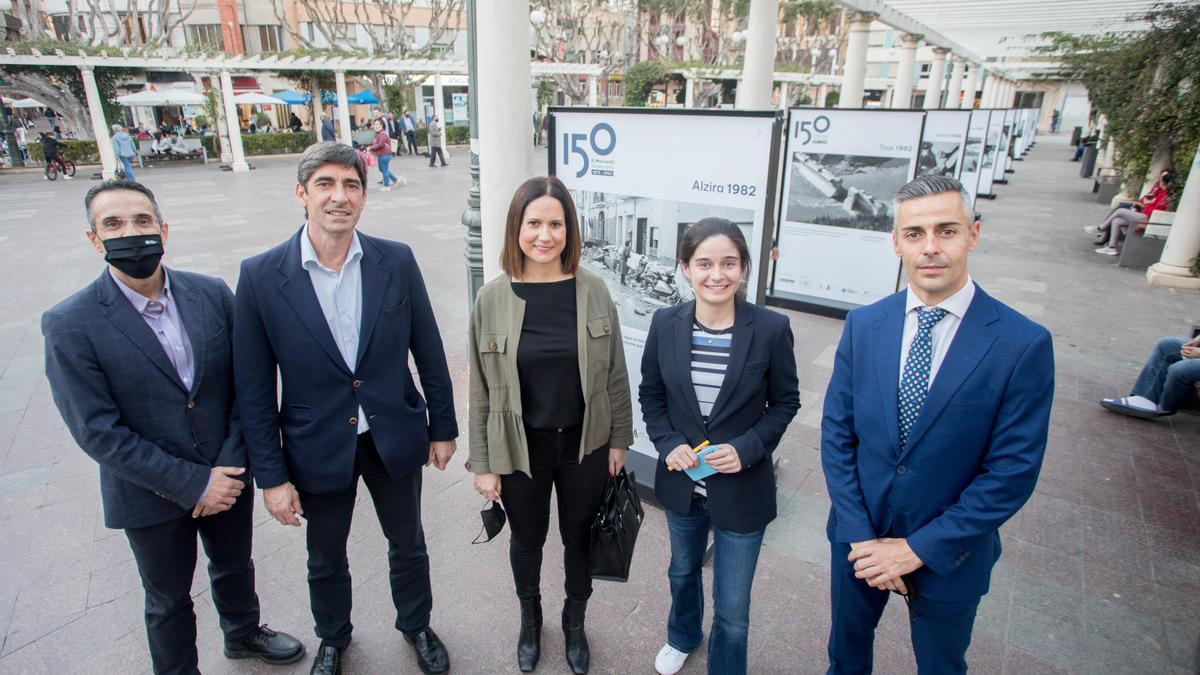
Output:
[467, 176, 633, 674]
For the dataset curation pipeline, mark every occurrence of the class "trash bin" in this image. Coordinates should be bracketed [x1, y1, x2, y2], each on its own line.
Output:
[1070, 126, 1082, 146]
[1079, 144, 1098, 177]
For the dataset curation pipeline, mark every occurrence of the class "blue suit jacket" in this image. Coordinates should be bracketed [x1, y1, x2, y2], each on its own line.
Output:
[233, 227, 458, 494]
[639, 298, 800, 533]
[821, 284, 1054, 601]
[42, 269, 246, 530]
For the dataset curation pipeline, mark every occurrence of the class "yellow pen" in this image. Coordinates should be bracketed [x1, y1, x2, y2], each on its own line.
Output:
[667, 440, 710, 471]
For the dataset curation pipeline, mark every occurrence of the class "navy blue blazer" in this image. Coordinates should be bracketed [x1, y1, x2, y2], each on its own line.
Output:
[821, 284, 1054, 601]
[233, 227, 458, 494]
[639, 298, 800, 533]
[43, 269, 246, 530]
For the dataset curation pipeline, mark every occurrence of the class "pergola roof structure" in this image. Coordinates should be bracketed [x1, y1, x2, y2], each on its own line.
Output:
[0, 48, 604, 77]
[838, 0, 1189, 63]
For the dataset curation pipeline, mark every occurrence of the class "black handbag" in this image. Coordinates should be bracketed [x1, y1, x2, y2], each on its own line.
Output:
[589, 468, 644, 582]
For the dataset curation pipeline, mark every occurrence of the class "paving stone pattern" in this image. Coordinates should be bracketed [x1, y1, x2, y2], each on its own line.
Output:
[0, 137, 1196, 674]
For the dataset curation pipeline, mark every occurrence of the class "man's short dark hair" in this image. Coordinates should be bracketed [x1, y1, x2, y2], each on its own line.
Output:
[84, 179, 163, 231]
[296, 141, 366, 189]
[893, 175, 974, 224]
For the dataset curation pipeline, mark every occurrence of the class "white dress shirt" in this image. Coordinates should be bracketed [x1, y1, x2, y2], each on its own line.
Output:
[898, 276, 976, 388]
[301, 224, 368, 434]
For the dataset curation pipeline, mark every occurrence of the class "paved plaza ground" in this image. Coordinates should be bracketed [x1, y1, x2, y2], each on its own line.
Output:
[0, 135, 1197, 674]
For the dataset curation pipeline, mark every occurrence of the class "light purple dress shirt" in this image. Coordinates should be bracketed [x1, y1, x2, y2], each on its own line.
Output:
[110, 268, 196, 390]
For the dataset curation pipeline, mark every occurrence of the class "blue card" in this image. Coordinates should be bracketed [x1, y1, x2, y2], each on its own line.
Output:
[684, 445, 719, 482]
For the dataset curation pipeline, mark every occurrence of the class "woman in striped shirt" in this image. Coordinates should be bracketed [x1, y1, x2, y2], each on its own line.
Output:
[639, 218, 800, 675]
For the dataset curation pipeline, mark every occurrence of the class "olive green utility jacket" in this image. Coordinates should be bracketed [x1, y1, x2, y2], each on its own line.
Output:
[467, 267, 634, 477]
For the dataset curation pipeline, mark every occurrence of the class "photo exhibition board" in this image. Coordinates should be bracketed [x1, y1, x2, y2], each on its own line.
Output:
[977, 111, 1004, 197]
[547, 107, 782, 475]
[959, 110, 992, 204]
[771, 108, 925, 313]
[918, 110, 972, 180]
[994, 109, 1014, 181]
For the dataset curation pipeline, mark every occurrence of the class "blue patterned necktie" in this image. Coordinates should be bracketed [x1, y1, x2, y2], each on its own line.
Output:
[898, 307, 947, 449]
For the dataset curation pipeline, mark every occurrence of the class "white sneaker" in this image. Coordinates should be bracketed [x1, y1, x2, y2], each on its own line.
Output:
[1094, 246, 1118, 256]
[1082, 225, 1099, 235]
[380, 186, 390, 191]
[655, 644, 689, 675]
[63, 174, 73, 180]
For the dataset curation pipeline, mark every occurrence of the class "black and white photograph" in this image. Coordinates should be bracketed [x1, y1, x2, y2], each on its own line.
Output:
[785, 151, 911, 232]
[916, 140, 961, 178]
[571, 190, 754, 332]
[961, 133, 984, 174]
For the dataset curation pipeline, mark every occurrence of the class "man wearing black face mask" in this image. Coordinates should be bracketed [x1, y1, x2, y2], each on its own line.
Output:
[41, 180, 304, 675]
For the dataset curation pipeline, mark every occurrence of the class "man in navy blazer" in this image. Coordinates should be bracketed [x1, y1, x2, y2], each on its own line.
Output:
[821, 176, 1054, 674]
[233, 143, 458, 675]
[43, 180, 303, 674]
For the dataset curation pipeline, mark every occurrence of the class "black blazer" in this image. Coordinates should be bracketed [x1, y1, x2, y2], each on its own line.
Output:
[234, 227, 458, 495]
[43, 269, 245, 530]
[639, 298, 800, 533]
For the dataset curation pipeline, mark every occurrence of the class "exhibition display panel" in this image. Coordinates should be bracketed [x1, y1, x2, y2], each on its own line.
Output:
[547, 107, 783, 492]
[769, 109, 925, 315]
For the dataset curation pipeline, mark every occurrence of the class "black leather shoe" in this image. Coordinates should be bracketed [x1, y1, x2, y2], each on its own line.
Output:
[223, 624, 305, 665]
[404, 627, 450, 674]
[562, 598, 589, 674]
[518, 596, 542, 672]
[309, 640, 347, 675]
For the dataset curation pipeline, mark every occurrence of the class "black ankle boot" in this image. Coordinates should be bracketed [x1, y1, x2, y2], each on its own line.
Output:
[562, 598, 589, 674]
[517, 596, 542, 672]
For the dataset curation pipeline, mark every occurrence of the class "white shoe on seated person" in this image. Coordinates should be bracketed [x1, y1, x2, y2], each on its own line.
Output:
[1083, 225, 1100, 234]
[655, 644, 689, 675]
[1094, 247, 1118, 255]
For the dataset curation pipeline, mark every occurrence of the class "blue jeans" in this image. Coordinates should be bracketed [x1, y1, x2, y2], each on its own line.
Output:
[1132, 337, 1200, 412]
[119, 155, 135, 181]
[665, 494, 765, 675]
[378, 155, 397, 186]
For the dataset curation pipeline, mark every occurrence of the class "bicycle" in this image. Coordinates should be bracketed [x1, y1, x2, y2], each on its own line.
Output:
[45, 157, 75, 181]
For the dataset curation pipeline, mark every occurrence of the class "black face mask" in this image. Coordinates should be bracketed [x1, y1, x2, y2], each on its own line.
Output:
[103, 233, 163, 279]
[471, 500, 506, 544]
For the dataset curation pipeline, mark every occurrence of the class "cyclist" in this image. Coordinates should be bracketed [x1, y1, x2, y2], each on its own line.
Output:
[40, 132, 71, 180]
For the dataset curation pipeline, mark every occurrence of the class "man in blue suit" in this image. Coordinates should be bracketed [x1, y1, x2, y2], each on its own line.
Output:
[821, 175, 1054, 674]
[234, 143, 458, 675]
[43, 180, 304, 674]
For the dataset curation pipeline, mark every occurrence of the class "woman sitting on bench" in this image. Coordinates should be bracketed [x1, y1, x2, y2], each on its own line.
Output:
[1086, 169, 1174, 256]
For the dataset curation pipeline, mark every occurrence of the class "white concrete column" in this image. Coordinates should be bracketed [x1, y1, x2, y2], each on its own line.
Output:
[925, 47, 948, 109]
[219, 70, 249, 172]
[588, 75, 598, 106]
[945, 57, 966, 109]
[980, 73, 995, 108]
[79, 66, 117, 179]
[778, 82, 789, 109]
[433, 74, 446, 123]
[817, 84, 829, 107]
[963, 64, 981, 109]
[684, 76, 695, 108]
[334, 71, 352, 146]
[891, 33, 920, 109]
[477, 0, 534, 282]
[736, 0, 780, 108]
[839, 12, 874, 108]
[1147, 145, 1200, 289]
[996, 79, 1011, 108]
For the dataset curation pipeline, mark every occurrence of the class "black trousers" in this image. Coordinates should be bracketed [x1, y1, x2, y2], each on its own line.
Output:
[405, 131, 420, 155]
[500, 427, 609, 602]
[428, 146, 447, 166]
[298, 432, 431, 647]
[125, 490, 260, 675]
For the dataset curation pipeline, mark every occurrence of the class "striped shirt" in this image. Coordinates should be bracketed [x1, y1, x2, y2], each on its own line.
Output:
[692, 320, 733, 420]
[690, 320, 732, 496]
